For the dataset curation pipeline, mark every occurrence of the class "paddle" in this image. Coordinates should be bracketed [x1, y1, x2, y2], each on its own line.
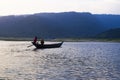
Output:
[27, 45, 33, 47]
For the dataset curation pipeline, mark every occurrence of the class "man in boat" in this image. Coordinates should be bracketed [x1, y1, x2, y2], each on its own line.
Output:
[41, 39, 44, 45]
[33, 36, 38, 44]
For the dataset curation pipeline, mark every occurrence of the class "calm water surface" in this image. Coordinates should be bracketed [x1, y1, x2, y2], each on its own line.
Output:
[0, 41, 120, 80]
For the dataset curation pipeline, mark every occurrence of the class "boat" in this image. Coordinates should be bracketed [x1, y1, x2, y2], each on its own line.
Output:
[32, 41, 63, 49]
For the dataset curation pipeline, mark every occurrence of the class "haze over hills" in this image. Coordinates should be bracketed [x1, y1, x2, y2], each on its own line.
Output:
[0, 12, 120, 39]
[95, 14, 120, 29]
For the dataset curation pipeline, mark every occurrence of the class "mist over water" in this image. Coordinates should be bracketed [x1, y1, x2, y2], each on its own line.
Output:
[0, 41, 120, 80]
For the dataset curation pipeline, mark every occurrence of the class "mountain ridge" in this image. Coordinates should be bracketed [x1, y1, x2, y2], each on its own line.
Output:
[0, 12, 120, 39]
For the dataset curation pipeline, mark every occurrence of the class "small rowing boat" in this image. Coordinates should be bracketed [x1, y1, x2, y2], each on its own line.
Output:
[32, 41, 63, 49]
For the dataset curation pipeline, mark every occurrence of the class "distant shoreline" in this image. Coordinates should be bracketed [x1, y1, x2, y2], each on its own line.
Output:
[53, 38, 120, 42]
[0, 37, 120, 42]
[0, 37, 33, 41]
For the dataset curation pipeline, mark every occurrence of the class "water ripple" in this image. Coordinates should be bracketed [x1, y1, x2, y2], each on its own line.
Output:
[0, 41, 120, 80]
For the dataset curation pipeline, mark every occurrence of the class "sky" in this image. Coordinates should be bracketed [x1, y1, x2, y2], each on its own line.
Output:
[0, 0, 120, 16]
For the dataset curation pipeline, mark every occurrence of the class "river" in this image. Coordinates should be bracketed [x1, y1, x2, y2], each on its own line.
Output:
[0, 41, 120, 80]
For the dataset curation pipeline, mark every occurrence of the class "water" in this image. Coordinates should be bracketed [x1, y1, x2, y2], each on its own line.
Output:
[0, 41, 120, 80]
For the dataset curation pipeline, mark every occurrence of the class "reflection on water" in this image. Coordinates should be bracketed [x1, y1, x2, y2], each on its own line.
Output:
[0, 41, 120, 80]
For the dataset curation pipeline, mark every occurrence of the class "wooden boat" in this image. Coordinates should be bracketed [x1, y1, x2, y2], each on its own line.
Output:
[32, 41, 63, 49]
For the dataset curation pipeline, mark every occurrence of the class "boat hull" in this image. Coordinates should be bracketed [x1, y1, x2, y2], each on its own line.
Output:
[32, 42, 63, 49]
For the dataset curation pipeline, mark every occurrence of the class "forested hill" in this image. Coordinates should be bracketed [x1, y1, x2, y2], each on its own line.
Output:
[0, 12, 120, 39]
[96, 28, 120, 39]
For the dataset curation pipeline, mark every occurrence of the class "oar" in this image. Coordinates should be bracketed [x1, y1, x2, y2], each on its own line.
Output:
[27, 45, 33, 47]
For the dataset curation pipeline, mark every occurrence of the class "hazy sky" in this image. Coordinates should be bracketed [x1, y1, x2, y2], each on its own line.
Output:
[0, 0, 120, 16]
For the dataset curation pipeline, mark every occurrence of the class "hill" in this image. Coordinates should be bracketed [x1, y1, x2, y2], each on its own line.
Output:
[0, 12, 103, 38]
[96, 28, 120, 38]
[0, 12, 120, 39]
